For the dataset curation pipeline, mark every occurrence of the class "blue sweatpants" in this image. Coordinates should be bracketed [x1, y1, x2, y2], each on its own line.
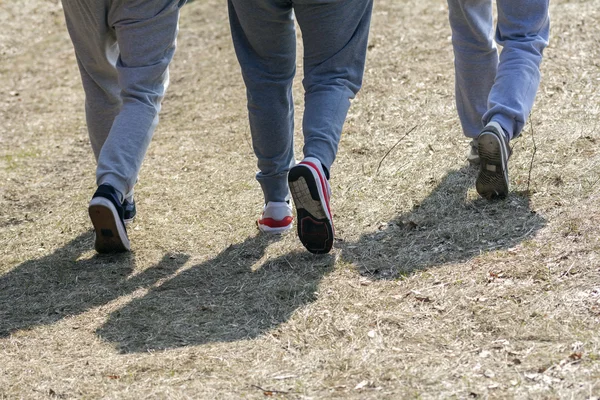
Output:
[447, 0, 550, 139]
[62, 0, 185, 202]
[228, 0, 373, 203]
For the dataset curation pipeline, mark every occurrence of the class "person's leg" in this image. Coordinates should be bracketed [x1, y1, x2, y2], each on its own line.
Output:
[94, 0, 183, 202]
[61, 0, 121, 166]
[62, 0, 129, 252]
[228, 0, 296, 204]
[286, 0, 373, 254]
[485, 0, 550, 139]
[64, 0, 183, 252]
[447, 0, 497, 139]
[294, 0, 373, 174]
[475, 0, 549, 200]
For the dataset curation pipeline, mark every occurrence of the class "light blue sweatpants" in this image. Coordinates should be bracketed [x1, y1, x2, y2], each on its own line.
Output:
[62, 0, 185, 202]
[447, 0, 550, 140]
[228, 0, 373, 203]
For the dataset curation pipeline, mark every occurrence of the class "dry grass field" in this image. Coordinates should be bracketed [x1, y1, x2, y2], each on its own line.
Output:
[1, 0, 599, 398]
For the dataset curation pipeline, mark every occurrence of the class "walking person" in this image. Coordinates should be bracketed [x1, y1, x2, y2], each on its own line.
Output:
[228, 0, 373, 254]
[447, 0, 550, 199]
[61, 0, 186, 252]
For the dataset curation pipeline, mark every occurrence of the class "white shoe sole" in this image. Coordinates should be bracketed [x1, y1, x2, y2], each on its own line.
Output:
[257, 222, 293, 234]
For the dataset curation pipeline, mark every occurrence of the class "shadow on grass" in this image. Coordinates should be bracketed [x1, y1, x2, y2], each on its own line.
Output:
[0, 231, 189, 337]
[96, 234, 335, 353]
[341, 166, 547, 279]
[2, 167, 541, 349]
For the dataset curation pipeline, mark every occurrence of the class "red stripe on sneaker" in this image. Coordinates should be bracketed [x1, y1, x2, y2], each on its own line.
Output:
[258, 216, 293, 228]
[299, 161, 332, 220]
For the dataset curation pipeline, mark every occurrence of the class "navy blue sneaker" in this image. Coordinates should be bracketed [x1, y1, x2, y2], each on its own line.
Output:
[88, 184, 131, 253]
[476, 122, 512, 200]
[123, 197, 136, 224]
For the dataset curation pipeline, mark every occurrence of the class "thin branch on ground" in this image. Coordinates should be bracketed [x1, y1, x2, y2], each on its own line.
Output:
[243, 126, 253, 152]
[376, 124, 417, 176]
[526, 116, 537, 194]
[250, 385, 289, 395]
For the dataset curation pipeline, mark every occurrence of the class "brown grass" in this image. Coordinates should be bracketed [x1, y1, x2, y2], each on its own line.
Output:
[1, 0, 599, 398]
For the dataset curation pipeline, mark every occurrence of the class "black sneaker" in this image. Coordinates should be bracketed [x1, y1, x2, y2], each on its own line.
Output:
[123, 197, 136, 224]
[88, 184, 131, 253]
[476, 122, 512, 199]
[288, 157, 334, 254]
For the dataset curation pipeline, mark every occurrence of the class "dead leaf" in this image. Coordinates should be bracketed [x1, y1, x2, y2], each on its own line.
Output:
[569, 352, 582, 361]
[359, 277, 372, 286]
[524, 372, 539, 381]
[488, 271, 504, 280]
[354, 380, 369, 390]
[479, 350, 491, 358]
[484, 370, 495, 378]
[251, 385, 287, 396]
[411, 290, 432, 302]
[537, 363, 552, 373]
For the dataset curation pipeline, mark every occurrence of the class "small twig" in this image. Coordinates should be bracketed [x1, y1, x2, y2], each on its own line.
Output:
[376, 124, 417, 176]
[251, 385, 289, 395]
[526, 116, 537, 194]
[559, 262, 576, 278]
[243, 126, 253, 152]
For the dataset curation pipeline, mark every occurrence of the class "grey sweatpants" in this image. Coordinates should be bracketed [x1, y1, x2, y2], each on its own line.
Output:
[228, 0, 373, 203]
[448, 0, 549, 139]
[62, 0, 185, 201]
